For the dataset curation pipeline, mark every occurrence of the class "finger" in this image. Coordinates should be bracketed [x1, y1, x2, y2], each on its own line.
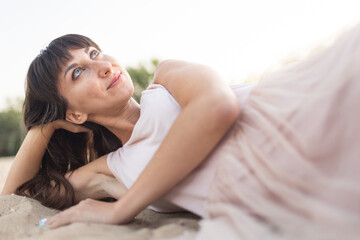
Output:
[47, 212, 73, 229]
[62, 121, 90, 133]
[53, 120, 91, 133]
[47, 216, 69, 229]
[66, 126, 91, 133]
[71, 125, 91, 133]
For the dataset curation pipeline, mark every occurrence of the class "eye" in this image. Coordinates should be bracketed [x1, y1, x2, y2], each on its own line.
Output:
[72, 67, 84, 80]
[90, 49, 100, 59]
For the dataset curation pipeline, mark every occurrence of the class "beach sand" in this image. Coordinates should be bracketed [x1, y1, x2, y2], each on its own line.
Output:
[0, 157, 200, 240]
[0, 157, 13, 193]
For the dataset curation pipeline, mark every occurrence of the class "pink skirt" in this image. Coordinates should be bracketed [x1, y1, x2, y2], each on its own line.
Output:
[197, 23, 360, 240]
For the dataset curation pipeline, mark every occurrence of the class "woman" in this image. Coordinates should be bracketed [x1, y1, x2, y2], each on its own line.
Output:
[2, 34, 241, 221]
[2, 23, 360, 239]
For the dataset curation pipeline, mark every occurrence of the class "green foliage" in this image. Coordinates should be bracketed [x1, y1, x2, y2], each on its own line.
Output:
[127, 59, 160, 103]
[0, 98, 26, 157]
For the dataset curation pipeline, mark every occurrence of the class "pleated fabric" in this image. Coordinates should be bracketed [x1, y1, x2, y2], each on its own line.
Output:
[197, 23, 360, 240]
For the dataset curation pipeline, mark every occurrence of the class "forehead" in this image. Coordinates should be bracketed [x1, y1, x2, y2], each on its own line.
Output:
[67, 47, 89, 60]
[60, 47, 90, 73]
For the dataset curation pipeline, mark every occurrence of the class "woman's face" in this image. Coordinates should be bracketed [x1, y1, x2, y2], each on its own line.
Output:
[57, 47, 134, 121]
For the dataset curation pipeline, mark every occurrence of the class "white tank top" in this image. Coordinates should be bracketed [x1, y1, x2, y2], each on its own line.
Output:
[107, 82, 256, 217]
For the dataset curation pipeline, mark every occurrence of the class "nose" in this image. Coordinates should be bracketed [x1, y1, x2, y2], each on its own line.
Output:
[98, 60, 113, 78]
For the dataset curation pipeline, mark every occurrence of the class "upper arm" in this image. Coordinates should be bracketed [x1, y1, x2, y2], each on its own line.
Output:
[153, 60, 240, 119]
[66, 154, 113, 182]
[65, 154, 112, 192]
[65, 154, 126, 201]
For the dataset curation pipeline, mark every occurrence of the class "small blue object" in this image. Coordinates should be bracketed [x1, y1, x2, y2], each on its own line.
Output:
[20, 196, 27, 203]
[38, 218, 47, 227]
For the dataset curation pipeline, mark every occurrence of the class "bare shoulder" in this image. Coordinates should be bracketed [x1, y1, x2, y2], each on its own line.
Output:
[153, 60, 235, 109]
[153, 59, 221, 87]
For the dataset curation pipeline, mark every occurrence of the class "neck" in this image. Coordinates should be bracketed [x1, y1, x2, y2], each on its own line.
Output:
[88, 98, 140, 145]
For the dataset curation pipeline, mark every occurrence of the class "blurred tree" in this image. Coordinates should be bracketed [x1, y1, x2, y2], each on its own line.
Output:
[0, 98, 25, 157]
[127, 58, 160, 103]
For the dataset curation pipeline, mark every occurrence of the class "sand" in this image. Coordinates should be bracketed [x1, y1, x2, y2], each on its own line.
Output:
[0, 157, 200, 240]
[0, 157, 13, 193]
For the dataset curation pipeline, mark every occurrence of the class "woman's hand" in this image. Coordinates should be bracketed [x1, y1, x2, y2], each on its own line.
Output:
[51, 119, 90, 133]
[47, 199, 130, 228]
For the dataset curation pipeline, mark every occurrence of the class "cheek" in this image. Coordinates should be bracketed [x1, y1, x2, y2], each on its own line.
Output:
[66, 84, 99, 111]
[77, 86, 102, 107]
[59, 74, 104, 112]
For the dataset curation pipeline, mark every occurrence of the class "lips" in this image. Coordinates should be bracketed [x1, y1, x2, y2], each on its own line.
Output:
[107, 72, 122, 90]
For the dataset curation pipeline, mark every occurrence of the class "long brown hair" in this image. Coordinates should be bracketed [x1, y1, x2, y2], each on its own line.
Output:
[15, 34, 122, 210]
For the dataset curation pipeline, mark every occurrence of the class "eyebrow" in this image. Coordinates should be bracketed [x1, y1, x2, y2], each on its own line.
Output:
[63, 47, 90, 78]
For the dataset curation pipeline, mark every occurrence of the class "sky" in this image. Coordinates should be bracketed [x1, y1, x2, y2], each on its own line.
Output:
[0, 0, 359, 109]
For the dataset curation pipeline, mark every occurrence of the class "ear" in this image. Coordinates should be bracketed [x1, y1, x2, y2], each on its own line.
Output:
[65, 110, 88, 124]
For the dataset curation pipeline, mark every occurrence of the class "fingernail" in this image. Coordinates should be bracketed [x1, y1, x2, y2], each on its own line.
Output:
[38, 218, 48, 227]
[20, 196, 27, 203]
